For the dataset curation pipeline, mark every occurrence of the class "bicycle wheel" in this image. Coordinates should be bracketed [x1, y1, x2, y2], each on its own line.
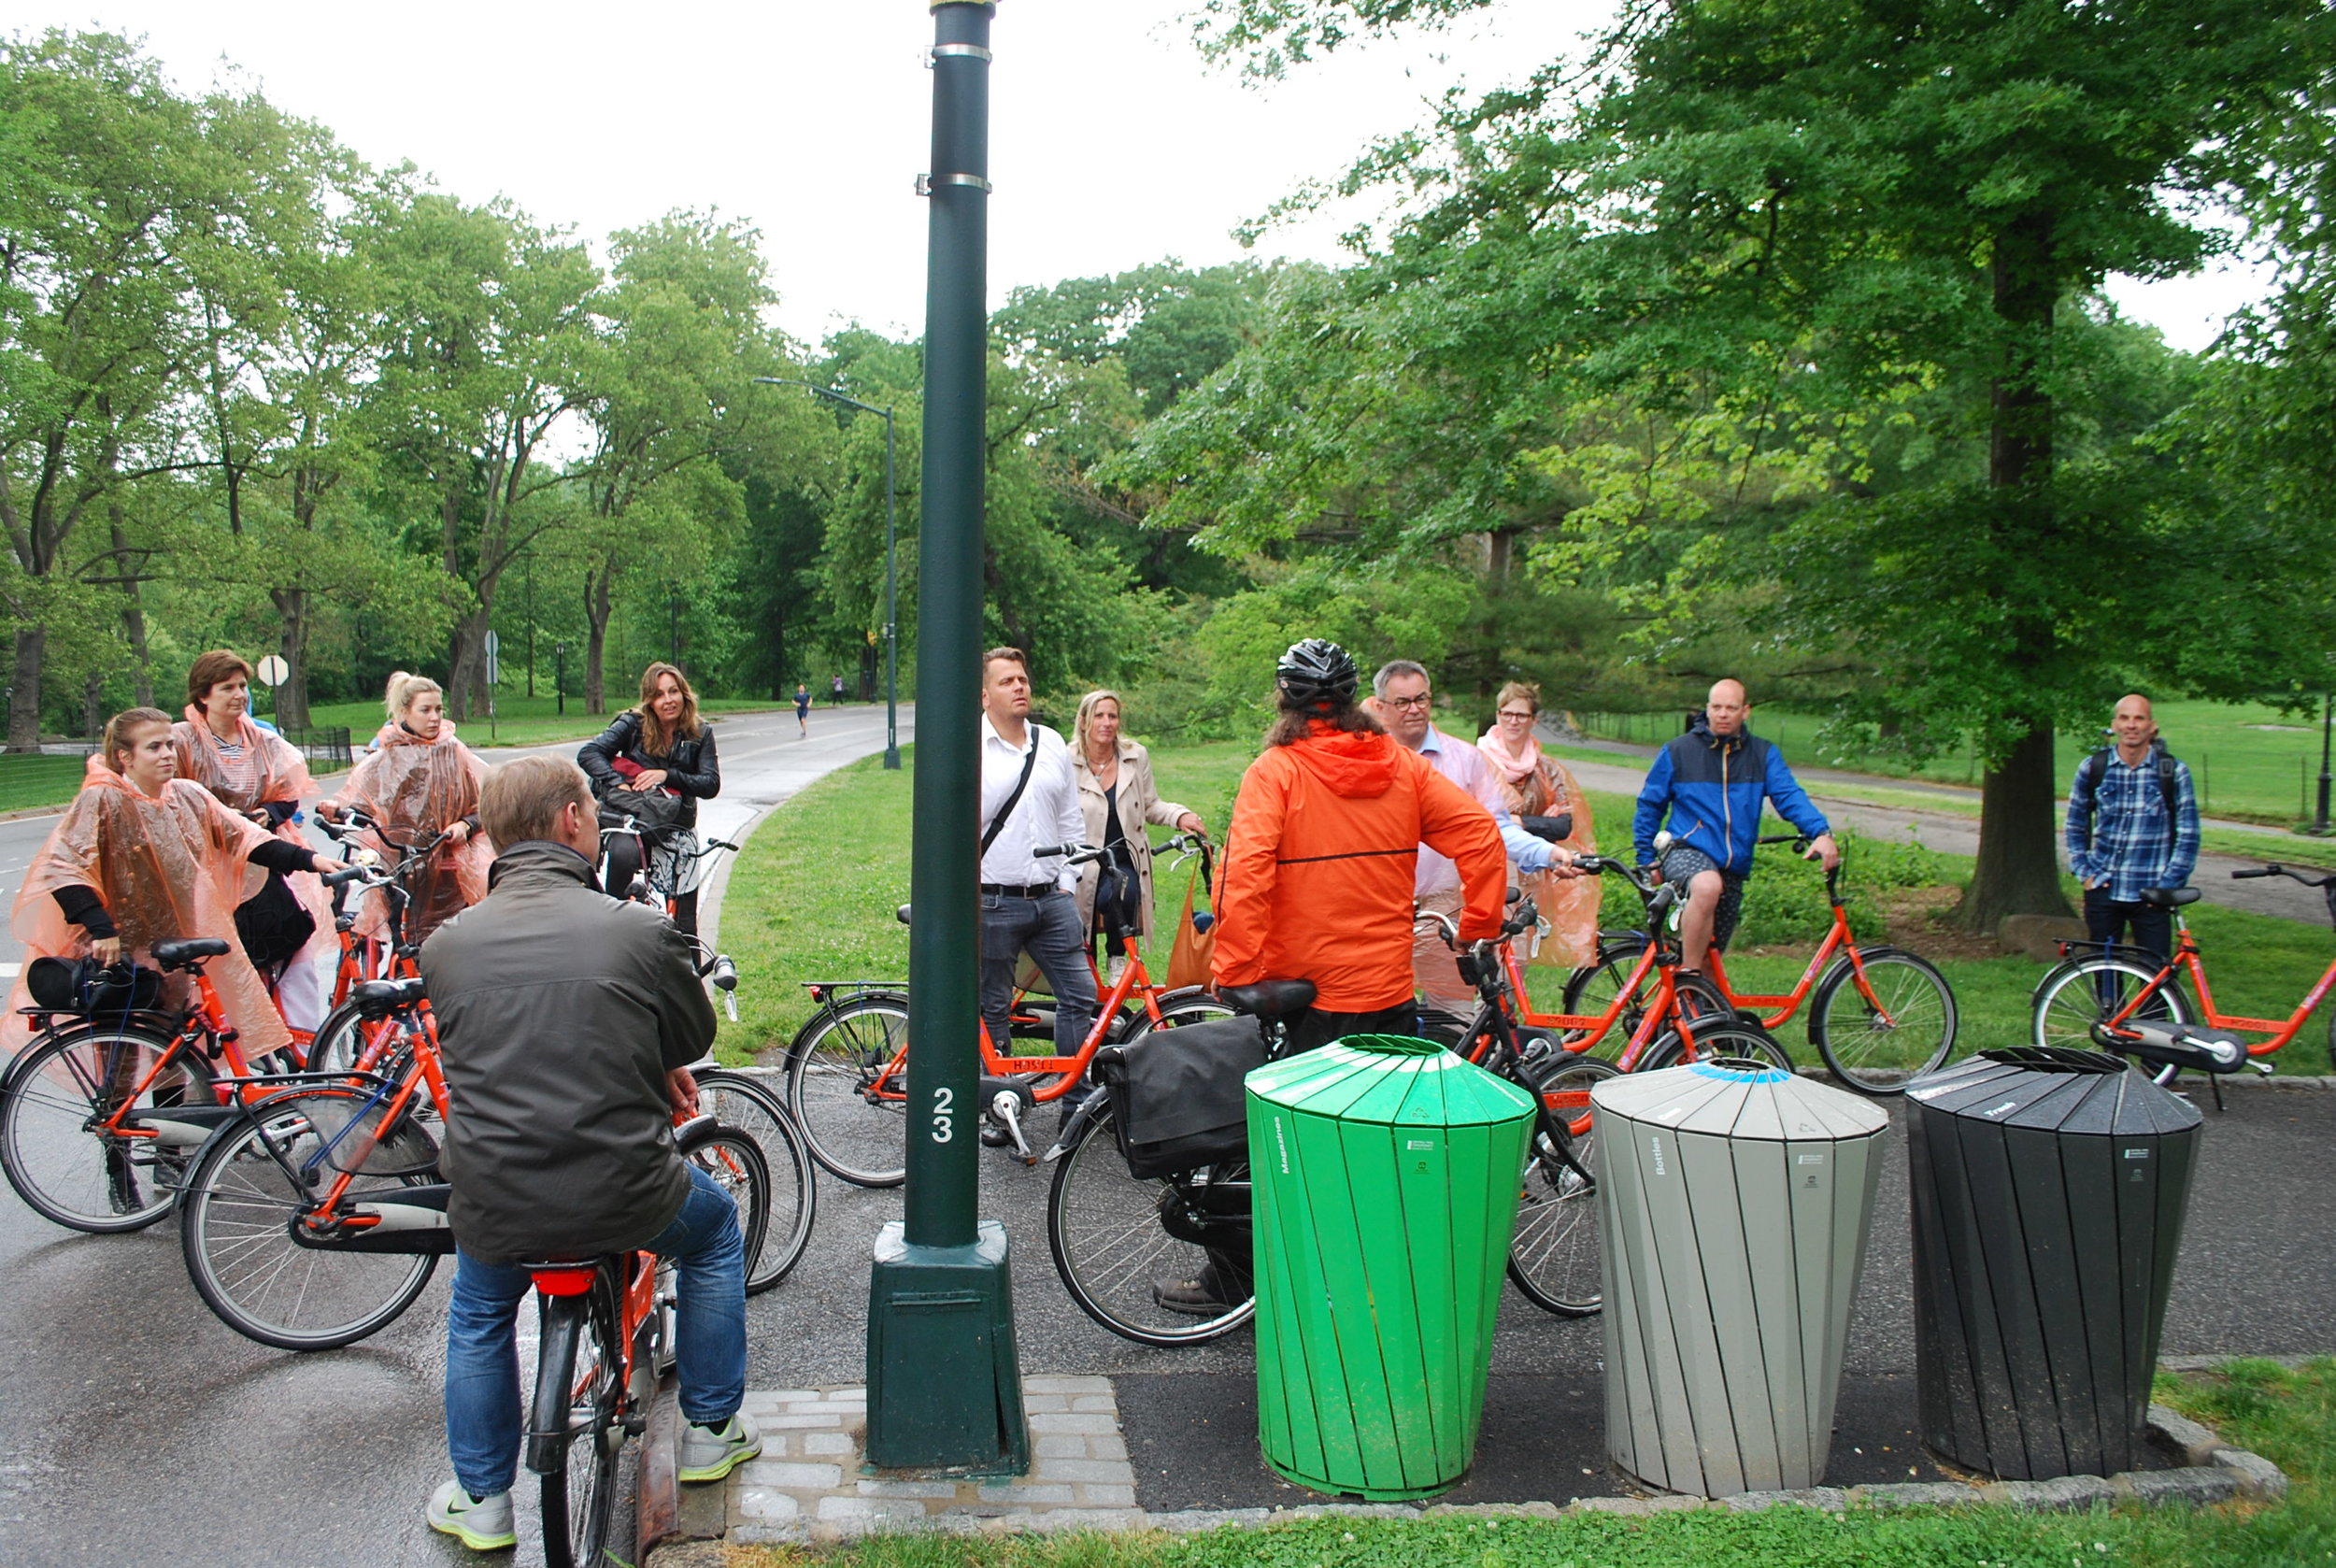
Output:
[0, 1024, 193, 1233]
[1507, 1054, 1617, 1317]
[178, 1088, 443, 1349]
[1810, 948, 1959, 1094]
[1047, 1102, 1255, 1347]
[694, 1070, 816, 1293]
[302, 999, 402, 1076]
[533, 1287, 623, 1568]
[785, 994, 911, 1187]
[1560, 942, 1652, 1054]
[2031, 957, 2193, 1082]
[1642, 1018, 1797, 1074]
[683, 1126, 773, 1292]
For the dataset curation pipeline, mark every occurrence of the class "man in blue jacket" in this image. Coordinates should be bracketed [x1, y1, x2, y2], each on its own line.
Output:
[1632, 679, 1838, 974]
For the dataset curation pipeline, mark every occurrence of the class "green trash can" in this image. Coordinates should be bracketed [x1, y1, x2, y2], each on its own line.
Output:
[1246, 1034, 1537, 1501]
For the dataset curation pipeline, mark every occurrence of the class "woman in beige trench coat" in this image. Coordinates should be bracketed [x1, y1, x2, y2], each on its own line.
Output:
[1072, 690, 1206, 976]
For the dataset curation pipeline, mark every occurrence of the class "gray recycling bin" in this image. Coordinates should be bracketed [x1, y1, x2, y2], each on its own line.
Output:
[1905, 1048, 2202, 1480]
[1593, 1061, 1888, 1497]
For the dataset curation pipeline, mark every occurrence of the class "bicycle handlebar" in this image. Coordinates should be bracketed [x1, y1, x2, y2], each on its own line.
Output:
[2233, 862, 2336, 888]
[1031, 842, 1105, 866]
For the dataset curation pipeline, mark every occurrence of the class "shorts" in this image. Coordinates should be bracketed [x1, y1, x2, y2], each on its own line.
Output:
[1659, 845, 1745, 952]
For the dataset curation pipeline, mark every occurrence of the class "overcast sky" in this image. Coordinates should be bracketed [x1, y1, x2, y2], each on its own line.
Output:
[40, 1, 2268, 352]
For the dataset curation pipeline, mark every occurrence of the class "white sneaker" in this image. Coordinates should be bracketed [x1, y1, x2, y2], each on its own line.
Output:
[677, 1411, 762, 1483]
[426, 1479, 516, 1551]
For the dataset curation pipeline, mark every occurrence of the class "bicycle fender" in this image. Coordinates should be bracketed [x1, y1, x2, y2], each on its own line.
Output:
[1045, 1095, 1109, 1162]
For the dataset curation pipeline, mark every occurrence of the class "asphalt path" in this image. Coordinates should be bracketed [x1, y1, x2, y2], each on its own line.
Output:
[0, 703, 905, 1568]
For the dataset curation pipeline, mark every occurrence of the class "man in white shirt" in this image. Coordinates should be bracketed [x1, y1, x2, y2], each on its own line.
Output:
[976, 648, 1097, 1097]
[1371, 660, 1578, 1002]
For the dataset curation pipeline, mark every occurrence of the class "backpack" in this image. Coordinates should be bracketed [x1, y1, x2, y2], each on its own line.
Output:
[2075, 744, 2181, 851]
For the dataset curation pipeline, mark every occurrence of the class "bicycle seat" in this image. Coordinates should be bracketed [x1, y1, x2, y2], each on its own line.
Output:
[2140, 887, 2201, 908]
[351, 976, 426, 1019]
[1216, 979, 1317, 1020]
[151, 937, 232, 971]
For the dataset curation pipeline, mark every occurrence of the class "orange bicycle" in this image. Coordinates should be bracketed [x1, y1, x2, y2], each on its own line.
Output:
[783, 839, 1230, 1187]
[2032, 862, 2336, 1089]
[1553, 835, 1954, 1092]
[523, 1116, 769, 1568]
[0, 907, 363, 1233]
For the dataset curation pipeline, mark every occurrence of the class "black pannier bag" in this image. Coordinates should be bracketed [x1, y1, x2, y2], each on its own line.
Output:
[597, 786, 685, 832]
[1092, 1012, 1269, 1179]
[26, 956, 164, 1014]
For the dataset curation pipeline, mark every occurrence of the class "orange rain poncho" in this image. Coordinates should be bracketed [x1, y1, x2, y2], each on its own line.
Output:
[171, 709, 335, 969]
[1478, 724, 1601, 968]
[6, 769, 291, 1059]
[328, 722, 491, 947]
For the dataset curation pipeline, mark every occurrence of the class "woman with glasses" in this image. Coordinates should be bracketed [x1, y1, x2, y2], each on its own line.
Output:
[1478, 682, 1601, 967]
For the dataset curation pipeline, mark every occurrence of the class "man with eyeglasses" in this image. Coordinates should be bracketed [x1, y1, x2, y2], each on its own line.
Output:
[1370, 661, 1580, 1002]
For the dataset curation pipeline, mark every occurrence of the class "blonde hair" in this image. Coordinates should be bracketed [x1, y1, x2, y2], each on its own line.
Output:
[1074, 690, 1124, 756]
[102, 707, 174, 774]
[1494, 681, 1542, 716]
[389, 674, 442, 720]
[480, 755, 592, 848]
[382, 670, 414, 720]
[635, 662, 701, 756]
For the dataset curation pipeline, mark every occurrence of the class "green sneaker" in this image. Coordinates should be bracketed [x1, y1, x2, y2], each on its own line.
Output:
[677, 1412, 762, 1483]
[426, 1480, 516, 1551]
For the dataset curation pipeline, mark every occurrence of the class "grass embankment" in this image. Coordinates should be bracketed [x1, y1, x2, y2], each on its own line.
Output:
[1581, 697, 2336, 831]
[727, 1363, 2334, 1565]
[0, 754, 98, 814]
[296, 693, 785, 750]
[719, 752, 2336, 1071]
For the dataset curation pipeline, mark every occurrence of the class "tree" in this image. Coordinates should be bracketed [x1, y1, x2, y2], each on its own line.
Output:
[1192, 0, 2336, 930]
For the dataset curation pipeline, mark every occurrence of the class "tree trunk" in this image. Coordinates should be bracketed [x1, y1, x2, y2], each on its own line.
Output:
[585, 567, 612, 716]
[448, 610, 491, 726]
[81, 669, 103, 740]
[1959, 209, 2072, 931]
[109, 506, 154, 706]
[272, 586, 312, 731]
[8, 625, 45, 754]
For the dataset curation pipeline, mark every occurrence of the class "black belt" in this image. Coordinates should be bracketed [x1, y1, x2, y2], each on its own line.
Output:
[980, 882, 1059, 898]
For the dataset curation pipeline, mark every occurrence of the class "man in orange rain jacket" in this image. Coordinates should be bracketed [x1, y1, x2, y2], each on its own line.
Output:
[1211, 637, 1508, 1054]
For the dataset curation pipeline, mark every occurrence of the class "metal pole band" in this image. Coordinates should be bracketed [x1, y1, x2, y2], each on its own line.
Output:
[929, 44, 993, 62]
[916, 173, 993, 195]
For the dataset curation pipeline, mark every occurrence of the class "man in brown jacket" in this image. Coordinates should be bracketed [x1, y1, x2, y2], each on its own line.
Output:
[416, 755, 758, 1551]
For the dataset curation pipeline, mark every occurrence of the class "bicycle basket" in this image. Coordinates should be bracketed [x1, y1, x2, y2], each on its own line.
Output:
[1095, 1014, 1268, 1180]
[26, 956, 164, 1014]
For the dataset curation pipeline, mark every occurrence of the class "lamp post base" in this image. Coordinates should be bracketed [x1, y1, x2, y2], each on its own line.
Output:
[865, 1219, 1030, 1473]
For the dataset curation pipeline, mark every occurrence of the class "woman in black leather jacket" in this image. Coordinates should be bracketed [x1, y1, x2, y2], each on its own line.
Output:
[577, 662, 720, 936]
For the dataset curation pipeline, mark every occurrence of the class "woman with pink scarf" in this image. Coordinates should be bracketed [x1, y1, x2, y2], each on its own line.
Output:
[1478, 681, 1601, 967]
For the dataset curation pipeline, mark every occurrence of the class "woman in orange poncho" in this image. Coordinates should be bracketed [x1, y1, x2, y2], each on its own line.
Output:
[170, 650, 335, 1029]
[1478, 681, 1602, 968]
[6, 709, 343, 1061]
[317, 675, 491, 948]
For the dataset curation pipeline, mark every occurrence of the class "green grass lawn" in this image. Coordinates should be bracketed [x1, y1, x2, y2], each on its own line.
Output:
[719, 755, 2336, 1074]
[0, 754, 95, 814]
[1580, 697, 2336, 828]
[289, 692, 785, 750]
[732, 1362, 2335, 1567]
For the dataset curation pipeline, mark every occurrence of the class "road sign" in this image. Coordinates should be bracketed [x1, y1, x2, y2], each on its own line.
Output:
[255, 654, 289, 687]
[482, 630, 500, 686]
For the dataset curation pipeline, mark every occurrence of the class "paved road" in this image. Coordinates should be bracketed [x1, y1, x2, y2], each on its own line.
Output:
[0, 703, 906, 1568]
[1558, 746, 2336, 928]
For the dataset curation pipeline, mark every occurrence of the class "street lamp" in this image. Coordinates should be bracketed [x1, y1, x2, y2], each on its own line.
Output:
[554, 641, 567, 718]
[756, 376, 901, 771]
[2315, 690, 2332, 835]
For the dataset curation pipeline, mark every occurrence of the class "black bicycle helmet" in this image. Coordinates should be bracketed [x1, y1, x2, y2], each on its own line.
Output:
[1275, 638, 1359, 712]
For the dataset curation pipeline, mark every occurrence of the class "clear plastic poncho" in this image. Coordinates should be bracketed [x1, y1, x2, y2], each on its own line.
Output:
[327, 722, 491, 947]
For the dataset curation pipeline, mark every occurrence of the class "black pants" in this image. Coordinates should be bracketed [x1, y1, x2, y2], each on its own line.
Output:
[1200, 1002, 1423, 1298]
[2083, 885, 2172, 965]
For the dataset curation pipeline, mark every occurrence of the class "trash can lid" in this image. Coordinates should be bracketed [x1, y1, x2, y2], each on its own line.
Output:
[1245, 1033, 1536, 1128]
[1589, 1058, 1887, 1141]
[1904, 1047, 2201, 1134]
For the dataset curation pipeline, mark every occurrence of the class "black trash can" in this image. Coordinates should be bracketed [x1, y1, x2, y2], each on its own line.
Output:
[1905, 1047, 2202, 1479]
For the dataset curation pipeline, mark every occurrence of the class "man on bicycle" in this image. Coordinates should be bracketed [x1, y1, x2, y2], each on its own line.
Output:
[1632, 678, 1837, 976]
[976, 646, 1099, 1136]
[2065, 692, 2200, 964]
[418, 755, 757, 1551]
[1369, 659, 1580, 1002]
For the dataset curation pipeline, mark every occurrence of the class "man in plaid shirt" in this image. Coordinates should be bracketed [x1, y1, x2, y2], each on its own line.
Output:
[2064, 694, 2200, 964]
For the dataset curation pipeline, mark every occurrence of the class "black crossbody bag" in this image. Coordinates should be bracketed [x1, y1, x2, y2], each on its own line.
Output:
[980, 740, 1041, 860]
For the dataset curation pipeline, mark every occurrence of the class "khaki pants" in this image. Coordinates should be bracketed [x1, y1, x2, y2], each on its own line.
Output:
[1412, 886, 1474, 1004]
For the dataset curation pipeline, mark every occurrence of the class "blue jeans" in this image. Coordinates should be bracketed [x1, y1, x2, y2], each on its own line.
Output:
[444, 1162, 746, 1499]
[979, 889, 1097, 1058]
